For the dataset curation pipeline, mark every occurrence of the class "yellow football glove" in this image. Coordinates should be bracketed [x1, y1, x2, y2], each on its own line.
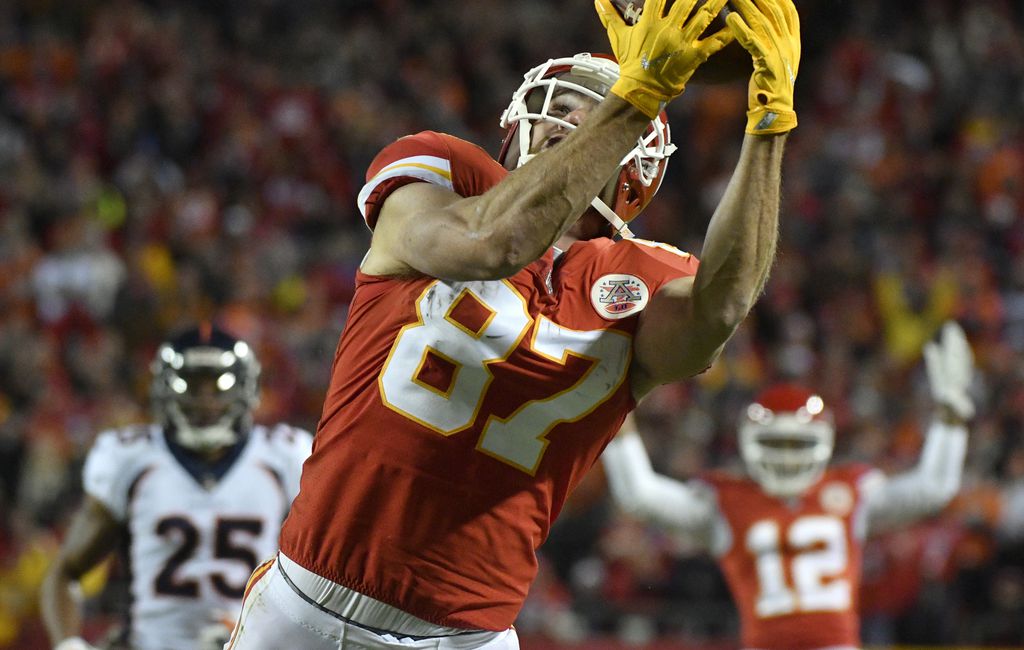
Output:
[594, 0, 734, 118]
[727, 0, 801, 134]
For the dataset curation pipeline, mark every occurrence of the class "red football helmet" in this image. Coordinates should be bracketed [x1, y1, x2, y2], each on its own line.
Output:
[739, 384, 835, 498]
[497, 53, 676, 238]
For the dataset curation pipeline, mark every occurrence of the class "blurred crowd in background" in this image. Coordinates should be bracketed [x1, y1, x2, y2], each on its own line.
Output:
[0, 0, 1022, 647]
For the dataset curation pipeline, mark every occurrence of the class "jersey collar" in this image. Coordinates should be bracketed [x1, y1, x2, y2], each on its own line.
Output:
[163, 429, 251, 490]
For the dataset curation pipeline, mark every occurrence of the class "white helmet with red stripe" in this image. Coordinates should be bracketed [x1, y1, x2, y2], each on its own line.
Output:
[497, 53, 676, 238]
[739, 384, 836, 498]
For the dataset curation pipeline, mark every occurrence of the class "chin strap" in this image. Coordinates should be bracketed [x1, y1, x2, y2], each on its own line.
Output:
[517, 152, 634, 240]
[590, 197, 634, 239]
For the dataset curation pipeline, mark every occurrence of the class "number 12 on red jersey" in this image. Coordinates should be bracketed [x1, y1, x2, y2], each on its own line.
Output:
[747, 515, 852, 618]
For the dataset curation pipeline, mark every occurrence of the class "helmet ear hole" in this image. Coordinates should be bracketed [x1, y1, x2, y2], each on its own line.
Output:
[612, 166, 643, 221]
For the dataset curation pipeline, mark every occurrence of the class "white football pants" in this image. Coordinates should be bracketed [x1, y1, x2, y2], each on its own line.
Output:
[225, 558, 520, 650]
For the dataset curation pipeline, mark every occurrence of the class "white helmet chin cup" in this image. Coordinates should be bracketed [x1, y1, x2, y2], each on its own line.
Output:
[740, 417, 835, 498]
[498, 53, 675, 234]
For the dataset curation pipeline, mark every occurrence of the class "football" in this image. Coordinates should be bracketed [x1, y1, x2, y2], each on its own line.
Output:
[611, 0, 647, 25]
[609, 0, 714, 26]
[607, 0, 751, 83]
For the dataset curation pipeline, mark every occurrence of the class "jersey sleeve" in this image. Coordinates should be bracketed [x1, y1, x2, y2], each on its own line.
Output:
[609, 238, 700, 290]
[82, 427, 155, 521]
[264, 424, 314, 502]
[356, 131, 507, 229]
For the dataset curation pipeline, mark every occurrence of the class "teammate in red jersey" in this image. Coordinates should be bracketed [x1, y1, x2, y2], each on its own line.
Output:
[227, 1, 801, 647]
[602, 322, 975, 650]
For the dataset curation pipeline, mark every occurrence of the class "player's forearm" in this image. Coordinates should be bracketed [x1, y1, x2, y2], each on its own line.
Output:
[40, 499, 119, 645]
[690, 134, 785, 344]
[40, 567, 83, 643]
[913, 418, 969, 503]
[446, 95, 650, 275]
[867, 419, 968, 528]
[603, 431, 715, 532]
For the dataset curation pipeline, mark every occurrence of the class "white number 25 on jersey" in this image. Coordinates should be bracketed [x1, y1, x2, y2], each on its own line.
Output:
[747, 515, 852, 618]
[379, 280, 631, 474]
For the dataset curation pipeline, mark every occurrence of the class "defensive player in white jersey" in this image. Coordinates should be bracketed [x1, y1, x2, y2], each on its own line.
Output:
[602, 321, 975, 650]
[40, 325, 313, 650]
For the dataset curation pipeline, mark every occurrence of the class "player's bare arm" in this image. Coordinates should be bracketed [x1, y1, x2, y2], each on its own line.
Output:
[40, 496, 121, 646]
[363, 95, 651, 280]
[632, 134, 784, 395]
[363, 0, 733, 281]
[630, 0, 800, 397]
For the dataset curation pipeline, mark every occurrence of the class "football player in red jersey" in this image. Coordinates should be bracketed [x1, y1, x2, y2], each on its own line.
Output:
[602, 322, 975, 650]
[227, 1, 802, 648]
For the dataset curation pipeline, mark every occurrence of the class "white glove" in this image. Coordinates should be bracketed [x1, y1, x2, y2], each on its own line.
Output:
[54, 638, 98, 650]
[924, 321, 975, 420]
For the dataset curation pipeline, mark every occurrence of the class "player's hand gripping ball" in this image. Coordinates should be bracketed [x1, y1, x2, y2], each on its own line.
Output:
[607, 0, 750, 83]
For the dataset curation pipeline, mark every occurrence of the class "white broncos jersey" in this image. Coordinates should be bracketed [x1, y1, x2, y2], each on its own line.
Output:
[83, 423, 312, 650]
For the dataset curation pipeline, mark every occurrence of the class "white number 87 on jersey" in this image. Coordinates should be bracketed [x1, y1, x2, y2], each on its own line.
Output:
[379, 279, 632, 474]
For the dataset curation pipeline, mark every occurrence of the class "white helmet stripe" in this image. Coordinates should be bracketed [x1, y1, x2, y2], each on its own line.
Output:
[357, 156, 454, 222]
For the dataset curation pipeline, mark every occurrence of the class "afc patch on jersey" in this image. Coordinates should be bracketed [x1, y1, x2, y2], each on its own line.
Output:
[819, 480, 856, 517]
[590, 273, 650, 320]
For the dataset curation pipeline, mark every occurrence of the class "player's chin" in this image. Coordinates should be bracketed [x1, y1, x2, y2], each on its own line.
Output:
[573, 210, 614, 241]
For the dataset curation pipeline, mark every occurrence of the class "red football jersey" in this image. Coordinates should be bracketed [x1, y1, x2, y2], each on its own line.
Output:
[703, 465, 876, 650]
[279, 131, 700, 630]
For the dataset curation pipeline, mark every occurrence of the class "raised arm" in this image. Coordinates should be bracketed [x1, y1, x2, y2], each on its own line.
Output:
[630, 0, 800, 396]
[602, 415, 717, 541]
[40, 497, 121, 649]
[363, 0, 734, 281]
[866, 322, 974, 531]
[363, 97, 652, 280]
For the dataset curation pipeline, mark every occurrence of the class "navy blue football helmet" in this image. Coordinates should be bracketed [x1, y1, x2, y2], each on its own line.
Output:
[150, 325, 261, 453]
